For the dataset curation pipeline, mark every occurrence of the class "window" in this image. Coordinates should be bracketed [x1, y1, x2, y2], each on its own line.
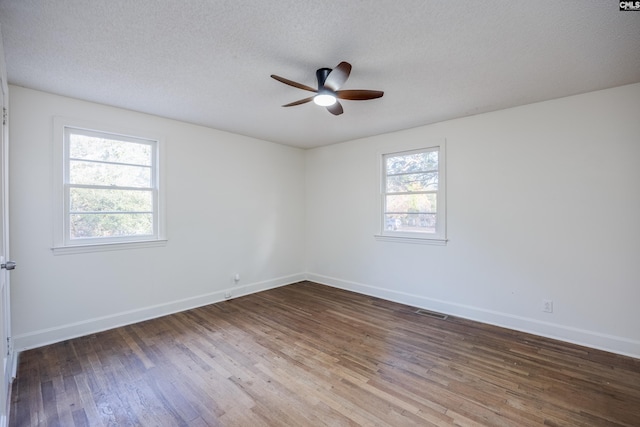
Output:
[54, 118, 165, 253]
[379, 143, 446, 243]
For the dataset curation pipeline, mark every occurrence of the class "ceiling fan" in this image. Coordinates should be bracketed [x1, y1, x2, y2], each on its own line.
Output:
[270, 61, 384, 116]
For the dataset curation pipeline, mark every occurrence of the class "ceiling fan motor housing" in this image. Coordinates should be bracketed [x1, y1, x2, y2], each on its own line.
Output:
[316, 68, 332, 89]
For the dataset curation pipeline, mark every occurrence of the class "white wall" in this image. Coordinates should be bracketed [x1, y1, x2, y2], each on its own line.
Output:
[306, 83, 640, 358]
[9, 86, 306, 349]
[9, 83, 640, 358]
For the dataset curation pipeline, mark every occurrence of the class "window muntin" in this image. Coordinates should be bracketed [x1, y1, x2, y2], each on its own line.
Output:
[382, 146, 446, 240]
[63, 127, 159, 244]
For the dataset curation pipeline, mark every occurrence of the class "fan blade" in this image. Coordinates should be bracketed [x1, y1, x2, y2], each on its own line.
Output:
[336, 90, 384, 100]
[323, 62, 352, 91]
[271, 75, 317, 93]
[282, 96, 315, 107]
[326, 101, 343, 116]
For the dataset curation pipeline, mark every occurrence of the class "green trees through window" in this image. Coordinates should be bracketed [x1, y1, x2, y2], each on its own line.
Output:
[65, 128, 157, 241]
[382, 146, 445, 238]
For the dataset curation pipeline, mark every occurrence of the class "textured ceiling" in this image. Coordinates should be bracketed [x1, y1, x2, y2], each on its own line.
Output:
[0, 1, 639, 148]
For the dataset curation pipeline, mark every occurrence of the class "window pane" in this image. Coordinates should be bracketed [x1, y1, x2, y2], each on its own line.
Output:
[386, 172, 438, 192]
[69, 133, 152, 166]
[70, 213, 153, 239]
[385, 193, 437, 214]
[70, 160, 151, 187]
[70, 188, 152, 212]
[385, 213, 436, 233]
[386, 151, 438, 175]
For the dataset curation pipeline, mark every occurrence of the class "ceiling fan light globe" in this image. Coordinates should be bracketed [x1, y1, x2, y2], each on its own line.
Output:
[314, 94, 337, 106]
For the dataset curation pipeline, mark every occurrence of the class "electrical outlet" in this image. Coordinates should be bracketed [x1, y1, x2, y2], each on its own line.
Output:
[542, 299, 553, 313]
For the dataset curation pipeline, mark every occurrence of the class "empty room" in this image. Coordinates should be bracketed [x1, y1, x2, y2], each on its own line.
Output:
[0, 1, 639, 426]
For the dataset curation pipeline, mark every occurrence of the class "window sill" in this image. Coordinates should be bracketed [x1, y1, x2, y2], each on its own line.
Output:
[374, 234, 448, 245]
[52, 239, 168, 255]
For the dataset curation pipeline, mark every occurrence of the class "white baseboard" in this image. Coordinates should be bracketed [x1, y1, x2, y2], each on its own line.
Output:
[307, 273, 640, 359]
[13, 273, 306, 351]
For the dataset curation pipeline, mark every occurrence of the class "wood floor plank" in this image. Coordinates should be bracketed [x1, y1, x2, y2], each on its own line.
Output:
[9, 281, 640, 426]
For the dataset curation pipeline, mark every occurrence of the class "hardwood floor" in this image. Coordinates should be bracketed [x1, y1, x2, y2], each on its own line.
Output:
[9, 281, 640, 426]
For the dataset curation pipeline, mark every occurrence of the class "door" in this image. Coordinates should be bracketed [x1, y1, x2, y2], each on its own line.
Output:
[0, 32, 13, 425]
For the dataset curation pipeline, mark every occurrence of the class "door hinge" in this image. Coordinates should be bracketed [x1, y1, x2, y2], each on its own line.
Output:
[2, 107, 6, 126]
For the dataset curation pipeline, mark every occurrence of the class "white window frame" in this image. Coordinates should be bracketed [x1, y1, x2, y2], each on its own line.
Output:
[375, 140, 447, 245]
[53, 117, 166, 254]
